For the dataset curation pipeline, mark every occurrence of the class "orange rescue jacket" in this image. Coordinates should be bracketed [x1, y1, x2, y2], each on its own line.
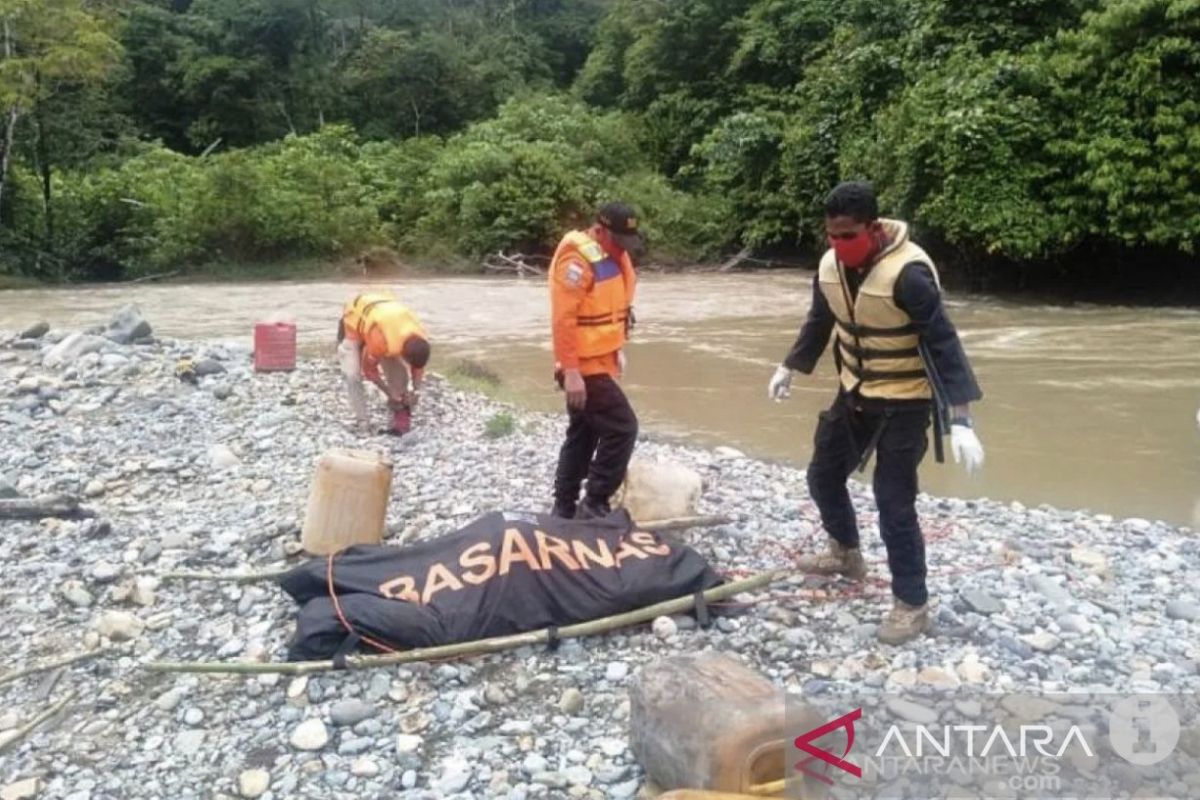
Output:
[549, 230, 636, 377]
[341, 291, 427, 380]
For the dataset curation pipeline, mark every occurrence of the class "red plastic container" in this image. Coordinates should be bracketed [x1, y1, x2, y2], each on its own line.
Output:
[253, 322, 297, 372]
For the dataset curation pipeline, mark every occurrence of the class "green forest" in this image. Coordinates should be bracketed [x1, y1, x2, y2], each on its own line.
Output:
[0, 0, 1196, 286]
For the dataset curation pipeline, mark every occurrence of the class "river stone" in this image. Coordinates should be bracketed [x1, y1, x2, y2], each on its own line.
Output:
[44, 333, 107, 368]
[105, 304, 152, 344]
[330, 699, 377, 726]
[565, 766, 593, 786]
[175, 729, 206, 756]
[91, 562, 120, 583]
[557, 687, 585, 714]
[523, 754, 548, 774]
[1, 778, 41, 800]
[605, 662, 629, 682]
[238, 769, 269, 798]
[18, 321, 49, 340]
[651, 616, 677, 639]
[289, 718, 328, 750]
[1070, 546, 1108, 571]
[94, 610, 144, 641]
[194, 358, 227, 377]
[917, 666, 961, 689]
[437, 757, 472, 793]
[961, 589, 1003, 615]
[1022, 631, 1061, 652]
[155, 688, 185, 712]
[0, 476, 18, 499]
[350, 758, 379, 778]
[886, 698, 939, 725]
[395, 734, 423, 754]
[610, 778, 640, 799]
[1027, 575, 1073, 609]
[1166, 600, 1200, 621]
[207, 444, 240, 470]
[61, 580, 94, 608]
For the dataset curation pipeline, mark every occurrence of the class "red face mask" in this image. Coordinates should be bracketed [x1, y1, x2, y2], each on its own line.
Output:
[829, 230, 875, 269]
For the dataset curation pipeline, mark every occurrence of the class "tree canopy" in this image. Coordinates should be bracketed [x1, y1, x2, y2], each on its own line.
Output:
[0, 0, 1195, 283]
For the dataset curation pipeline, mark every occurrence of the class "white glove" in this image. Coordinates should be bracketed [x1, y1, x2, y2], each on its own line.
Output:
[768, 365, 793, 402]
[950, 423, 985, 474]
[617, 350, 627, 375]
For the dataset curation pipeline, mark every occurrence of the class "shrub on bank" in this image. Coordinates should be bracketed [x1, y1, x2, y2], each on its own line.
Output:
[2, 95, 734, 281]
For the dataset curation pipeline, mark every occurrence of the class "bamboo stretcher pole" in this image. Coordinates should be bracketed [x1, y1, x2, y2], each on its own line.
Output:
[0, 649, 107, 688]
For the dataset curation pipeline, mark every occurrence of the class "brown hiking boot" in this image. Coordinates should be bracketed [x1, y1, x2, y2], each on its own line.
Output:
[877, 599, 932, 645]
[796, 539, 867, 580]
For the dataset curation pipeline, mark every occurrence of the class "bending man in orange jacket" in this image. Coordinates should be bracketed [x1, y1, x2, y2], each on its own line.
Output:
[337, 291, 431, 435]
[549, 202, 642, 519]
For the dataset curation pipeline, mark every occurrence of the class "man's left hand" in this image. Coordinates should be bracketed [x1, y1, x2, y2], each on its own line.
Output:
[950, 424, 985, 474]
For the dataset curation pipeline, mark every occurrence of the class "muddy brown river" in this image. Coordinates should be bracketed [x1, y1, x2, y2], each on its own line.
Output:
[4, 274, 1200, 526]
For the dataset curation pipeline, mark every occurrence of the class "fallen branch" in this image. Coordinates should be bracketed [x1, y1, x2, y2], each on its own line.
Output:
[145, 568, 788, 676]
[718, 246, 753, 273]
[482, 251, 547, 277]
[156, 516, 731, 585]
[0, 494, 93, 520]
[0, 691, 75, 755]
[0, 648, 106, 688]
[124, 269, 180, 285]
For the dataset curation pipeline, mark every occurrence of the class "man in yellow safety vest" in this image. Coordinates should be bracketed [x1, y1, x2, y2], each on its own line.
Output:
[338, 291, 431, 435]
[769, 181, 984, 645]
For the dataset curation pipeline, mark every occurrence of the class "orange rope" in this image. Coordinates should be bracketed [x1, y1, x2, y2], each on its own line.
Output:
[326, 552, 402, 655]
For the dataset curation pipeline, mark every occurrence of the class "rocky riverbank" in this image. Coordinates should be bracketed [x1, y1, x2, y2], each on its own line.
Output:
[2, 310, 1199, 800]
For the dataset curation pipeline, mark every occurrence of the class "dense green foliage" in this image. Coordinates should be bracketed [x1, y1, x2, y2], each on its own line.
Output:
[0, 0, 1195, 282]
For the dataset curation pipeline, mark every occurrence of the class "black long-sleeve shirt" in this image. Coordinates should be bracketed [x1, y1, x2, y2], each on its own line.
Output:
[783, 262, 982, 406]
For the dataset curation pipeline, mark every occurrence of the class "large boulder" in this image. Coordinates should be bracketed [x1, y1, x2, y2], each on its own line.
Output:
[613, 459, 703, 523]
[43, 332, 107, 368]
[18, 320, 49, 340]
[104, 303, 152, 344]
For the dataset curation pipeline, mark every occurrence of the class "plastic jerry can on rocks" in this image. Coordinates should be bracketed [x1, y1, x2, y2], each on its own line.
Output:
[253, 321, 297, 371]
[630, 652, 802, 794]
[301, 449, 393, 555]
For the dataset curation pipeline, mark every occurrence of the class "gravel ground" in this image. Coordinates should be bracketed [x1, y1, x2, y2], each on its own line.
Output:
[2, 309, 1199, 800]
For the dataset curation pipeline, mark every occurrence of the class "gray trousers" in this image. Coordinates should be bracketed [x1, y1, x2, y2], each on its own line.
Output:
[337, 339, 410, 426]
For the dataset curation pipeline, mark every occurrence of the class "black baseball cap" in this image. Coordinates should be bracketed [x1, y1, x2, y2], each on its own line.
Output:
[597, 201, 645, 255]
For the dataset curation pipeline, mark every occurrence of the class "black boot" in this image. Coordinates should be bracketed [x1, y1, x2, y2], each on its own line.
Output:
[574, 496, 611, 521]
[550, 500, 577, 519]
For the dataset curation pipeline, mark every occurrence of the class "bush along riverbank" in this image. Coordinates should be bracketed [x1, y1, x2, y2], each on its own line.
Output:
[2, 310, 1200, 799]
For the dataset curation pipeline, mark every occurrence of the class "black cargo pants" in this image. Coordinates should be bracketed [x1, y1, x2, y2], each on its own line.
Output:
[553, 374, 638, 514]
[805, 394, 931, 606]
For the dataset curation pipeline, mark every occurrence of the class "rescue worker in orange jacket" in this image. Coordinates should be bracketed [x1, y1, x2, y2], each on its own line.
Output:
[550, 202, 642, 520]
[337, 291, 431, 435]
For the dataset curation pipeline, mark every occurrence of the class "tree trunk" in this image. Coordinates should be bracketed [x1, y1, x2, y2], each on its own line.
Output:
[34, 101, 52, 248]
[0, 106, 18, 225]
[0, 20, 18, 227]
